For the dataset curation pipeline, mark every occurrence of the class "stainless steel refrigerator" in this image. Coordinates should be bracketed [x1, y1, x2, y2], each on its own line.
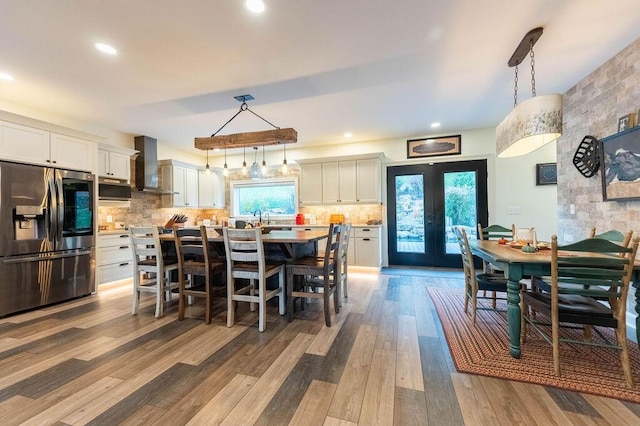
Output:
[0, 161, 95, 317]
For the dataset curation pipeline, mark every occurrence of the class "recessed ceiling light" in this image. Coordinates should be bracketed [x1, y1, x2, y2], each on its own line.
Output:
[245, 0, 265, 13]
[0, 72, 15, 81]
[94, 42, 117, 55]
[344, 132, 353, 138]
[430, 122, 441, 128]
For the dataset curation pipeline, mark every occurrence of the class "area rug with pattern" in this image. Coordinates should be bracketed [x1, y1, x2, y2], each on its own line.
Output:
[428, 287, 640, 403]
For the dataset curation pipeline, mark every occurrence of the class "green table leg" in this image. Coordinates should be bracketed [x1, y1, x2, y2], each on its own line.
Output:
[507, 278, 522, 358]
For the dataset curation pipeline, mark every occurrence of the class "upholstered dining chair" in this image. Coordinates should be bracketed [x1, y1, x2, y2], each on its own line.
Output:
[521, 235, 639, 388]
[287, 223, 342, 327]
[130, 225, 179, 318]
[174, 225, 226, 324]
[454, 226, 508, 324]
[223, 227, 285, 332]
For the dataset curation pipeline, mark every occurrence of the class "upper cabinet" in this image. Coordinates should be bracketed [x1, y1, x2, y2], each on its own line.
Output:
[0, 121, 95, 172]
[322, 160, 357, 203]
[299, 163, 323, 206]
[298, 153, 383, 205]
[198, 169, 226, 208]
[159, 160, 199, 207]
[98, 144, 137, 181]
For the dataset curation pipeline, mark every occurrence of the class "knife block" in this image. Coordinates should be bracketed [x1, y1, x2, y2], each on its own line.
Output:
[164, 219, 185, 229]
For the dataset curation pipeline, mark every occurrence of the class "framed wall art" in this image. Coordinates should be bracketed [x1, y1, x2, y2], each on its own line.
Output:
[599, 126, 640, 201]
[407, 135, 461, 159]
[536, 163, 557, 185]
[617, 113, 637, 132]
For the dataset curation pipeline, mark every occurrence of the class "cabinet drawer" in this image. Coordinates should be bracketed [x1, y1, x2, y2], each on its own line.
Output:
[354, 227, 380, 238]
[355, 237, 380, 267]
[99, 244, 133, 266]
[98, 233, 131, 247]
[99, 262, 134, 284]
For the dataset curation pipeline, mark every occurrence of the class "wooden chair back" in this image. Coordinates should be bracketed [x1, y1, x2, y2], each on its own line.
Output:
[477, 223, 515, 241]
[454, 226, 477, 289]
[223, 227, 265, 280]
[130, 225, 164, 273]
[588, 228, 633, 256]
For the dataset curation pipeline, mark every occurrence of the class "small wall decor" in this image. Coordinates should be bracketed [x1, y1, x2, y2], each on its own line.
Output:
[618, 113, 637, 132]
[536, 163, 557, 185]
[407, 135, 461, 159]
[572, 135, 600, 177]
[599, 126, 640, 201]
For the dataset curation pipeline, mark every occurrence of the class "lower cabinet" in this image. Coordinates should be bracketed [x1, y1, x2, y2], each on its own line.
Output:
[98, 232, 134, 284]
[353, 227, 381, 267]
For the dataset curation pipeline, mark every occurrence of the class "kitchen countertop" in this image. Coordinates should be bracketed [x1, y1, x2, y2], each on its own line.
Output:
[98, 228, 129, 235]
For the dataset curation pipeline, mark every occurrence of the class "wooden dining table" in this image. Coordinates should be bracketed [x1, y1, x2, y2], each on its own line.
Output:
[469, 239, 640, 359]
[160, 228, 329, 261]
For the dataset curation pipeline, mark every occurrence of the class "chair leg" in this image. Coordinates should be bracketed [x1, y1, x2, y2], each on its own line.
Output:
[616, 325, 633, 388]
[471, 290, 478, 325]
[491, 290, 497, 309]
[552, 308, 560, 377]
[258, 276, 267, 332]
[286, 268, 294, 322]
[155, 279, 163, 318]
[227, 276, 235, 328]
[343, 274, 348, 299]
[323, 276, 332, 327]
[250, 279, 256, 312]
[278, 268, 285, 316]
[132, 273, 140, 315]
[205, 274, 212, 325]
[332, 271, 340, 315]
[178, 275, 186, 321]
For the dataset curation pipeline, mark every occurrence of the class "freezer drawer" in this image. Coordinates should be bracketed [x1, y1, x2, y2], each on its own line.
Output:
[0, 249, 95, 317]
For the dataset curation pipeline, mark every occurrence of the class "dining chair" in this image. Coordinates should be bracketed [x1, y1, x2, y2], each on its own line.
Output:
[521, 235, 639, 388]
[338, 223, 352, 299]
[454, 226, 508, 324]
[130, 225, 179, 318]
[223, 227, 285, 332]
[287, 223, 342, 327]
[589, 227, 633, 254]
[174, 225, 226, 324]
[477, 223, 515, 272]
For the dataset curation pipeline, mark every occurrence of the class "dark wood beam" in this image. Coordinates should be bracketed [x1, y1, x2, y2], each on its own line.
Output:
[194, 128, 297, 150]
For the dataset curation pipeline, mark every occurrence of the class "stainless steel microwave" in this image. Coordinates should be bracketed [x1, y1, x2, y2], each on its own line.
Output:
[98, 178, 132, 201]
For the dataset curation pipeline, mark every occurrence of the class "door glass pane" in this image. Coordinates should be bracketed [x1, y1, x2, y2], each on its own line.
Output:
[395, 175, 425, 253]
[444, 171, 478, 254]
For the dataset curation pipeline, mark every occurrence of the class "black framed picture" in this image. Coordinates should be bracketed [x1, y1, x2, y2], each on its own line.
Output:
[536, 163, 557, 185]
[407, 135, 461, 159]
[599, 126, 640, 201]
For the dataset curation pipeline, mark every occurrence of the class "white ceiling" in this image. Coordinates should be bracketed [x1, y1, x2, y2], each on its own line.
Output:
[2, 0, 640, 156]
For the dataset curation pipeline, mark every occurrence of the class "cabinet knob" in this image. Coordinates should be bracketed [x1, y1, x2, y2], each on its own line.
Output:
[46, 159, 51, 163]
[119, 262, 130, 267]
[52, 160, 57, 164]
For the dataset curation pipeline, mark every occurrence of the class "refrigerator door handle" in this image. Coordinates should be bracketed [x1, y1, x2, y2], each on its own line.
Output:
[46, 168, 58, 246]
[1, 249, 94, 264]
[54, 169, 64, 249]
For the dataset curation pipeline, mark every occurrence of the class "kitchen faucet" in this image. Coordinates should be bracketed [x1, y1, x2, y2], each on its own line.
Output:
[253, 210, 262, 224]
[264, 212, 270, 225]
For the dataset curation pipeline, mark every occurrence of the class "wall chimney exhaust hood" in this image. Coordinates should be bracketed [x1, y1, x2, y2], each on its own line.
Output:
[134, 135, 173, 194]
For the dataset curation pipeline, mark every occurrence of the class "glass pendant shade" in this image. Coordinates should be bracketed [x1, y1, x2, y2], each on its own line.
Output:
[496, 94, 562, 158]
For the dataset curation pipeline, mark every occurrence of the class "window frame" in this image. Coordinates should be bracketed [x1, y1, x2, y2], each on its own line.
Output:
[229, 177, 299, 221]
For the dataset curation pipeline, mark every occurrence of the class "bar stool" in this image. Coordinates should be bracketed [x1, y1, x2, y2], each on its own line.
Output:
[130, 225, 179, 318]
[223, 227, 285, 332]
[286, 223, 341, 326]
[174, 225, 226, 324]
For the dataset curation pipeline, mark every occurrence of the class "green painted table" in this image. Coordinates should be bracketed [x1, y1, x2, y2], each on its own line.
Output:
[469, 240, 640, 358]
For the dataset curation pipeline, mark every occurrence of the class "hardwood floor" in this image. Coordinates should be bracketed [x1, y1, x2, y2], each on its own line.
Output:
[1, 267, 639, 425]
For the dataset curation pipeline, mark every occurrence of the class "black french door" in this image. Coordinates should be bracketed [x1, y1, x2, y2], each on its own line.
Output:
[387, 160, 488, 268]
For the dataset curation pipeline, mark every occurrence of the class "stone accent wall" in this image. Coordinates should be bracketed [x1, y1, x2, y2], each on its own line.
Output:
[558, 37, 640, 243]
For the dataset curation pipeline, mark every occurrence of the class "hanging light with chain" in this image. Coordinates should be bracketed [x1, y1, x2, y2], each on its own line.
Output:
[222, 147, 229, 176]
[496, 27, 562, 158]
[281, 142, 288, 174]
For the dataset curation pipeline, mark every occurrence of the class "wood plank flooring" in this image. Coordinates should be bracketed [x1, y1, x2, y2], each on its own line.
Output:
[1, 267, 639, 425]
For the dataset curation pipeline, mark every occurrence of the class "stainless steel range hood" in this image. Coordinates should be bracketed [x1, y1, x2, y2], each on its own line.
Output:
[134, 135, 173, 194]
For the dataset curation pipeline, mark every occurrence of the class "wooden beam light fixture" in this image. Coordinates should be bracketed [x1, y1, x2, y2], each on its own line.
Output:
[194, 95, 297, 151]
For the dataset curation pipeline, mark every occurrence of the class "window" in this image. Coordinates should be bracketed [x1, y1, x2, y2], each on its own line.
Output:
[230, 178, 298, 219]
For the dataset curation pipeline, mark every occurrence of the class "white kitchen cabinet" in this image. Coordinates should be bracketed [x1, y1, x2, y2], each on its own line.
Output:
[353, 226, 381, 267]
[0, 121, 95, 172]
[299, 163, 323, 205]
[356, 158, 381, 203]
[198, 169, 225, 208]
[160, 160, 199, 207]
[98, 149, 131, 180]
[322, 160, 357, 204]
[97, 232, 134, 284]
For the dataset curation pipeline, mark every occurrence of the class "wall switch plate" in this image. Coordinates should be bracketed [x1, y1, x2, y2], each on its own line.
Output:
[569, 204, 575, 214]
[106, 215, 113, 223]
[507, 206, 520, 215]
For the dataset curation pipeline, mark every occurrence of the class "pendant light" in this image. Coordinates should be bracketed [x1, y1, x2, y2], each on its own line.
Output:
[241, 146, 248, 176]
[223, 147, 229, 176]
[205, 148, 211, 175]
[496, 27, 562, 158]
[250, 146, 262, 178]
[261, 143, 268, 174]
[281, 142, 288, 174]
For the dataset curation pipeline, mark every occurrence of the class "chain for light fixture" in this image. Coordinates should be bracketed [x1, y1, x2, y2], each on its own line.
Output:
[281, 142, 288, 174]
[242, 146, 248, 176]
[223, 147, 229, 176]
[205, 148, 211, 175]
[513, 65, 519, 108]
[261, 143, 267, 174]
[530, 41, 536, 97]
